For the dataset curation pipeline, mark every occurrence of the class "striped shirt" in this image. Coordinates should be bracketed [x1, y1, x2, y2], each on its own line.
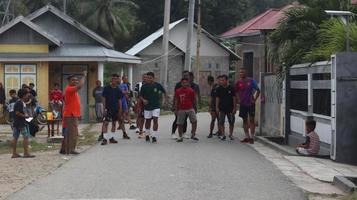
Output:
[307, 131, 320, 155]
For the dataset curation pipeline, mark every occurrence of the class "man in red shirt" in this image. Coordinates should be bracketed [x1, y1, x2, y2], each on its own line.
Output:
[174, 78, 198, 142]
[63, 72, 87, 155]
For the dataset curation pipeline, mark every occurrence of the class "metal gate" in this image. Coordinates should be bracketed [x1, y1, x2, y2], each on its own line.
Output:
[259, 73, 284, 137]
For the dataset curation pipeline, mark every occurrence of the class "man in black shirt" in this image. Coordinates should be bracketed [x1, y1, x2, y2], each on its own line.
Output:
[207, 75, 220, 138]
[11, 89, 35, 158]
[215, 75, 237, 141]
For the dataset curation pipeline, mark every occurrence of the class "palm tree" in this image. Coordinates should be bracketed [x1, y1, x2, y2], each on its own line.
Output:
[79, 0, 138, 42]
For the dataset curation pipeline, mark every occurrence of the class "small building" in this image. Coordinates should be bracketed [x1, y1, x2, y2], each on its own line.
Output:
[0, 5, 141, 120]
[221, 3, 298, 82]
[126, 18, 240, 95]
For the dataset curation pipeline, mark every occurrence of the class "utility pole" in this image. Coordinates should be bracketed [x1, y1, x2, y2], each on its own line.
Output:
[161, 0, 171, 89]
[63, 0, 67, 14]
[184, 0, 195, 71]
[195, 0, 201, 83]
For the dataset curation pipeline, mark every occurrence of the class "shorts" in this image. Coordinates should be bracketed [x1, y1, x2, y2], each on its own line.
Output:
[13, 124, 30, 139]
[239, 105, 256, 119]
[144, 109, 160, 119]
[219, 111, 235, 125]
[104, 109, 119, 122]
[177, 109, 197, 125]
[296, 147, 310, 156]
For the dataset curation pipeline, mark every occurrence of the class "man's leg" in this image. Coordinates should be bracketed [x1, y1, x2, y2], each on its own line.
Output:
[11, 129, 19, 158]
[218, 112, 226, 140]
[70, 117, 79, 152]
[101, 120, 109, 145]
[23, 136, 30, 156]
[208, 112, 217, 137]
[172, 114, 178, 134]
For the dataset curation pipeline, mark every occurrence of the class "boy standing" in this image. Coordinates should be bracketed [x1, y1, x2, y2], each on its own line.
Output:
[296, 119, 320, 156]
[235, 68, 260, 144]
[216, 75, 237, 141]
[174, 78, 198, 142]
[140, 72, 168, 143]
[11, 89, 34, 158]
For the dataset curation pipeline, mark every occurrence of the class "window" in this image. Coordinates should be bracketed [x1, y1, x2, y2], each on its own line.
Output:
[291, 75, 308, 81]
[313, 89, 331, 116]
[4, 64, 37, 96]
[290, 89, 308, 112]
[313, 73, 331, 80]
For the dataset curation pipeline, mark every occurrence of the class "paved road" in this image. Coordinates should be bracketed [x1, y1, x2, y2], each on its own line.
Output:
[7, 113, 306, 200]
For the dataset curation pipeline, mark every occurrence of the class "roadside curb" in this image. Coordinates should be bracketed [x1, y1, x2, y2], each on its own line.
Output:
[256, 136, 297, 156]
[333, 176, 357, 193]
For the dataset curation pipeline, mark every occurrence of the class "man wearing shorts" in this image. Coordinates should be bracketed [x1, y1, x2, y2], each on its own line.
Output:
[216, 75, 237, 141]
[101, 74, 128, 145]
[235, 68, 260, 144]
[174, 78, 198, 142]
[140, 72, 168, 143]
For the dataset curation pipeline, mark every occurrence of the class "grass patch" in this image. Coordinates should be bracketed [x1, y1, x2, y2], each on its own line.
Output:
[77, 131, 98, 147]
[342, 192, 357, 200]
[0, 139, 52, 154]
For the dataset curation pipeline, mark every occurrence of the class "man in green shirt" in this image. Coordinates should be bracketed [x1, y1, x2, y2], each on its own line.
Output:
[140, 72, 168, 143]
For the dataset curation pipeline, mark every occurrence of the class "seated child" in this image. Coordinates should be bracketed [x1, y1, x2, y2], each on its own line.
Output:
[296, 119, 320, 156]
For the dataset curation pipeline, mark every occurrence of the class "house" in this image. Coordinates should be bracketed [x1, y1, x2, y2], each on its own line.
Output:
[126, 18, 240, 95]
[221, 3, 298, 82]
[0, 5, 141, 120]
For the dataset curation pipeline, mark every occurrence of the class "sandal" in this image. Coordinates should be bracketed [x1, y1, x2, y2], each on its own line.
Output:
[11, 154, 22, 159]
[23, 154, 36, 158]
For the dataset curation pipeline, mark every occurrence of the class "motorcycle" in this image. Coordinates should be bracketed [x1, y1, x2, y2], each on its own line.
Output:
[30, 104, 48, 125]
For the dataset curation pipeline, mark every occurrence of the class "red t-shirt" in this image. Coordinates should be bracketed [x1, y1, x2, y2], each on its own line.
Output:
[63, 85, 81, 117]
[50, 89, 63, 102]
[175, 87, 195, 110]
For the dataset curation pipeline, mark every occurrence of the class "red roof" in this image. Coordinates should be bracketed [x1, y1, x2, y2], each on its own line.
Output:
[352, 0, 357, 5]
[221, 3, 298, 39]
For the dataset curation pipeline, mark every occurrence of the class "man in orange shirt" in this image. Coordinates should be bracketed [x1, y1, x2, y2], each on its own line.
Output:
[63, 72, 87, 155]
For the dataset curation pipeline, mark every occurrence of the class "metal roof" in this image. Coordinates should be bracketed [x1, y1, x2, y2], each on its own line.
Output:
[0, 15, 61, 46]
[0, 45, 141, 64]
[126, 18, 240, 59]
[27, 5, 114, 49]
[221, 3, 298, 39]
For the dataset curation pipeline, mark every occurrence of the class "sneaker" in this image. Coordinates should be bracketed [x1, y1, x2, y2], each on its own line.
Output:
[101, 139, 108, 145]
[229, 135, 234, 140]
[220, 136, 226, 141]
[136, 128, 140, 133]
[145, 135, 150, 142]
[171, 133, 178, 140]
[240, 138, 250, 143]
[207, 133, 213, 138]
[177, 138, 183, 142]
[97, 134, 104, 141]
[191, 136, 199, 141]
[183, 133, 190, 139]
[213, 131, 220, 136]
[123, 133, 130, 139]
[152, 137, 157, 143]
[130, 125, 136, 130]
[249, 138, 255, 144]
[109, 138, 118, 144]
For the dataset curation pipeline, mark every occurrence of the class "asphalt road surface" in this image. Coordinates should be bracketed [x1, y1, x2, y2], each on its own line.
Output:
[7, 113, 306, 200]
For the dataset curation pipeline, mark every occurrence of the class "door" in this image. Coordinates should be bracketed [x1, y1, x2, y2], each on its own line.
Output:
[199, 71, 212, 96]
[243, 52, 254, 78]
[62, 65, 88, 120]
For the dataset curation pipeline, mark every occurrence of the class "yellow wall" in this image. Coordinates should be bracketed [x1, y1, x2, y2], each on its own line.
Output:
[36, 62, 49, 109]
[0, 45, 49, 53]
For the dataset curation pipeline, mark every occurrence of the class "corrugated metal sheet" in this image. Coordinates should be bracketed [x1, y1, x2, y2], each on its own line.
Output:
[126, 19, 185, 55]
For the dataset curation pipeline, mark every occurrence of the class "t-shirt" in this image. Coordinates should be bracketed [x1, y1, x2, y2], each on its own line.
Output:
[92, 87, 103, 103]
[140, 82, 166, 110]
[175, 82, 200, 110]
[175, 87, 195, 110]
[13, 100, 26, 129]
[120, 83, 129, 106]
[63, 85, 81, 117]
[102, 85, 123, 111]
[235, 78, 259, 106]
[9, 97, 18, 120]
[216, 85, 236, 113]
[210, 84, 218, 108]
[307, 131, 320, 155]
[50, 89, 63, 102]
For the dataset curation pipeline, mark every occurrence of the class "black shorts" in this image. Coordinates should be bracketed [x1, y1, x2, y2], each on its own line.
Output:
[104, 110, 119, 122]
[239, 105, 255, 119]
[219, 111, 235, 125]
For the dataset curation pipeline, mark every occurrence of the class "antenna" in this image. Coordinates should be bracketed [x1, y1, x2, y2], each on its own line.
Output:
[0, 0, 13, 26]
